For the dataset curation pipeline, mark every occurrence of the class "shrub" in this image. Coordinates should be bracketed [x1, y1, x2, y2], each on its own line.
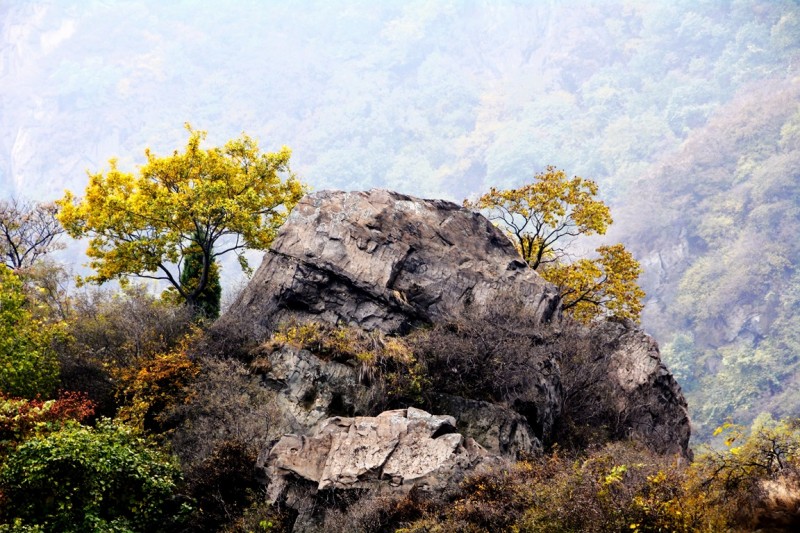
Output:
[0, 419, 188, 532]
[407, 304, 554, 404]
[185, 440, 261, 532]
[0, 266, 63, 399]
[549, 320, 619, 450]
[57, 355, 116, 419]
[405, 304, 561, 442]
[224, 500, 291, 532]
[396, 443, 724, 533]
[115, 343, 200, 433]
[693, 414, 800, 530]
[63, 285, 194, 368]
[56, 285, 194, 416]
[0, 391, 94, 457]
[168, 356, 281, 467]
[321, 490, 435, 533]
[270, 321, 413, 366]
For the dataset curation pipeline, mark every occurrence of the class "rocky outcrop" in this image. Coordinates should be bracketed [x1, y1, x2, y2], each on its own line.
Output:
[258, 346, 363, 433]
[220, 189, 692, 451]
[257, 345, 545, 458]
[429, 393, 541, 457]
[216, 189, 560, 342]
[213, 188, 692, 529]
[264, 408, 495, 530]
[593, 320, 692, 457]
[266, 407, 486, 494]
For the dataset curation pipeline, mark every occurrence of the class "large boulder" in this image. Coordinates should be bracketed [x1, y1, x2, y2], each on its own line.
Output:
[215, 189, 560, 343]
[264, 407, 494, 531]
[213, 188, 691, 466]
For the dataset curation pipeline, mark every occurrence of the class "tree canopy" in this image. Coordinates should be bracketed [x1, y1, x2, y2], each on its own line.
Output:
[466, 167, 643, 322]
[465, 166, 612, 269]
[57, 126, 306, 314]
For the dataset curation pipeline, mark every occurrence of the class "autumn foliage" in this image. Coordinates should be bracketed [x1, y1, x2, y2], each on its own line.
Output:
[57, 126, 306, 313]
[465, 166, 644, 322]
[115, 343, 200, 433]
[0, 391, 95, 456]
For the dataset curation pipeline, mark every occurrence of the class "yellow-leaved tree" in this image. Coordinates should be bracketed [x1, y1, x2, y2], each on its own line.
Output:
[57, 126, 306, 317]
[465, 166, 644, 323]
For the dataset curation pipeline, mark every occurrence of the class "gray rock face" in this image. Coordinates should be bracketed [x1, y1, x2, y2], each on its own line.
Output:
[218, 188, 694, 531]
[259, 346, 363, 433]
[218, 189, 560, 341]
[594, 320, 692, 457]
[429, 393, 541, 458]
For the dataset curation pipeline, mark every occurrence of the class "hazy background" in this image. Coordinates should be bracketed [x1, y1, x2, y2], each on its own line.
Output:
[2, 0, 799, 441]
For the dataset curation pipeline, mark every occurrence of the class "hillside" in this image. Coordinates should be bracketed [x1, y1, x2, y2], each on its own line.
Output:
[2, 1, 797, 202]
[616, 77, 800, 440]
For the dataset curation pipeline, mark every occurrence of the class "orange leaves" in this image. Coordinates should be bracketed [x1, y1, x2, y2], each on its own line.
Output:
[115, 344, 200, 433]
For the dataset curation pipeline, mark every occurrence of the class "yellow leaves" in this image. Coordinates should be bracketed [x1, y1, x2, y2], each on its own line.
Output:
[466, 166, 643, 322]
[464, 167, 612, 265]
[57, 127, 307, 301]
[647, 470, 668, 485]
[603, 464, 628, 486]
[539, 243, 644, 323]
[270, 321, 413, 366]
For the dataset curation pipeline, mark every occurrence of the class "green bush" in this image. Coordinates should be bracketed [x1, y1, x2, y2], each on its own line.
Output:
[0, 266, 62, 398]
[0, 419, 188, 532]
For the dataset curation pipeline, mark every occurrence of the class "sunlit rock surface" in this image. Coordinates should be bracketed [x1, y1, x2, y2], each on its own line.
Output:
[217, 189, 560, 340]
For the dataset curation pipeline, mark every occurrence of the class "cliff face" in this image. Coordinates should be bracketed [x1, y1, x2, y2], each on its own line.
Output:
[215, 189, 691, 529]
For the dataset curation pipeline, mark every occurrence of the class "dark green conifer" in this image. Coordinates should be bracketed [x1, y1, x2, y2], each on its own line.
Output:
[180, 240, 221, 320]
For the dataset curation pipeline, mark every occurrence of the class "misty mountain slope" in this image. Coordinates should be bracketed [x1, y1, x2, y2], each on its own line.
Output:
[617, 77, 800, 440]
[1, 0, 797, 202]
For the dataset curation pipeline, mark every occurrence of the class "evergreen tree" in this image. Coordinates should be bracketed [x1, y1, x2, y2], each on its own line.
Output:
[179, 239, 221, 320]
